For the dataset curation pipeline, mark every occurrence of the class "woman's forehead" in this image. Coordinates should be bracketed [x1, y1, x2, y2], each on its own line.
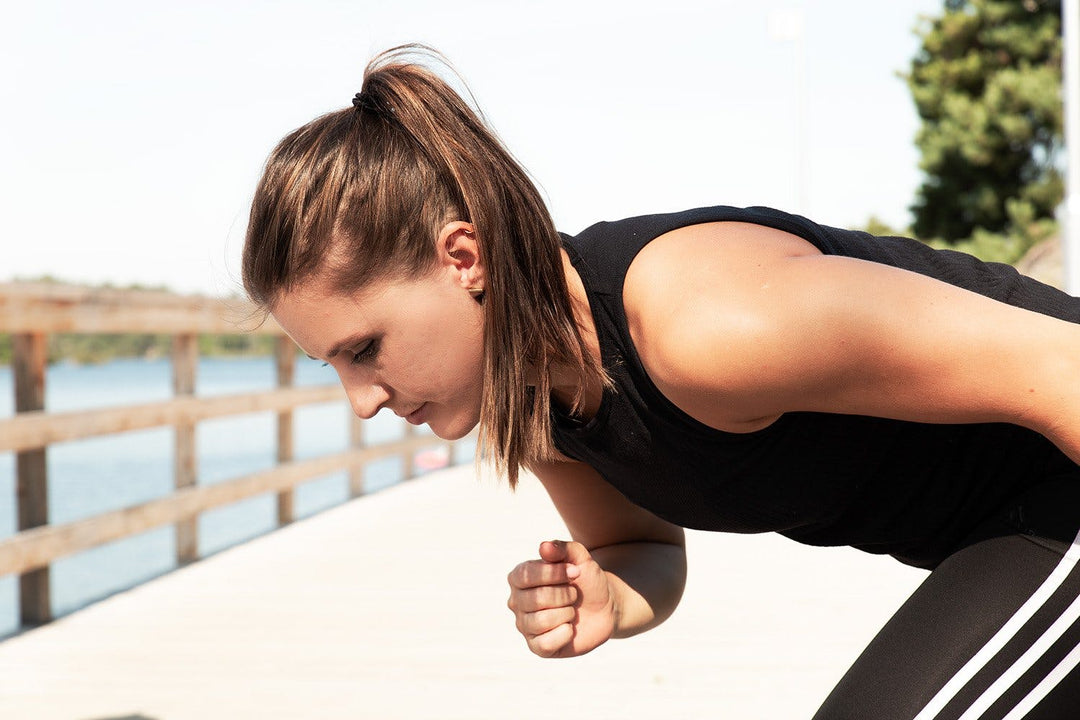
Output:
[272, 270, 439, 340]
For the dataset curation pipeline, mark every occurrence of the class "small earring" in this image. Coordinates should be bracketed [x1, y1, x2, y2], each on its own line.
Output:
[467, 286, 485, 303]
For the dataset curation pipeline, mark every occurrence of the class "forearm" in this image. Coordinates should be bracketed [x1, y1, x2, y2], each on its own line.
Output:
[591, 540, 687, 639]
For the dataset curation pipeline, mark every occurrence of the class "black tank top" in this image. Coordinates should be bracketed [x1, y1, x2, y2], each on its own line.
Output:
[552, 206, 1079, 569]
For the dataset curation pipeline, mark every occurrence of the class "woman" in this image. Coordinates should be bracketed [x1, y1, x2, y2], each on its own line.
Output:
[243, 46, 1080, 719]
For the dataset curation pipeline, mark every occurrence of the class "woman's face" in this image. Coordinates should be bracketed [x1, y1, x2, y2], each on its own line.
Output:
[271, 261, 485, 441]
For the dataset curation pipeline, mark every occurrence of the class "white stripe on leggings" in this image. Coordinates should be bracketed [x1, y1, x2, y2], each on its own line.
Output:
[912, 528, 1080, 720]
[1001, 639, 1080, 720]
[958, 592, 1080, 718]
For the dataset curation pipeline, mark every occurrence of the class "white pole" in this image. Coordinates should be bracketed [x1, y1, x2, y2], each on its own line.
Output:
[796, 18, 808, 216]
[1064, 0, 1080, 294]
[768, 8, 808, 215]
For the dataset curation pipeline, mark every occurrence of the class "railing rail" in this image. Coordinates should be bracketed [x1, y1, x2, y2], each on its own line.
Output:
[0, 282, 465, 628]
[0, 385, 344, 453]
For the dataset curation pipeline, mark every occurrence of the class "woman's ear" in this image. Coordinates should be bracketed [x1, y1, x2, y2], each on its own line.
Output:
[438, 221, 484, 290]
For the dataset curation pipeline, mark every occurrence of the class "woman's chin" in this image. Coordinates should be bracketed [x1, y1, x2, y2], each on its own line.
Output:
[428, 413, 479, 441]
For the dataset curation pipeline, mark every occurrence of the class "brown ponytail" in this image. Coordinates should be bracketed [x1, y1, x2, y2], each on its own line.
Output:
[243, 45, 607, 487]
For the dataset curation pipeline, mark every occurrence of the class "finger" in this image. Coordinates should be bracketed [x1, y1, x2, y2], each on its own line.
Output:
[507, 583, 579, 613]
[516, 605, 576, 637]
[539, 540, 591, 568]
[508, 559, 579, 590]
[526, 622, 574, 659]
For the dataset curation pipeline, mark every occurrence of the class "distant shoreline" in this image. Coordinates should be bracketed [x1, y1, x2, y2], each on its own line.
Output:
[0, 333, 283, 367]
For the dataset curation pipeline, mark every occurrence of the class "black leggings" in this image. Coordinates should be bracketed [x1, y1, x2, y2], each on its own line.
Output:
[814, 476, 1080, 720]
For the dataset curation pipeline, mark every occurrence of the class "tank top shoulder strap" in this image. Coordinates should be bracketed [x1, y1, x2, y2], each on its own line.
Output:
[559, 205, 797, 295]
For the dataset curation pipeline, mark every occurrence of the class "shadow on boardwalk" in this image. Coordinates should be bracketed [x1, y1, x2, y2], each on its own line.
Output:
[0, 465, 924, 719]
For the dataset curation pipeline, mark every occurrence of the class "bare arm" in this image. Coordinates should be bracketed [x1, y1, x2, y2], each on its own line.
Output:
[506, 457, 686, 657]
[626, 221, 1080, 461]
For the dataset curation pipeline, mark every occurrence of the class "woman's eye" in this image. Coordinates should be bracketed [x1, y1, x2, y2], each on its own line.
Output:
[350, 339, 379, 364]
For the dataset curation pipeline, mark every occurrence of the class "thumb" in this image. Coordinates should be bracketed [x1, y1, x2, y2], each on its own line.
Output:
[539, 539, 592, 565]
[538, 540, 568, 563]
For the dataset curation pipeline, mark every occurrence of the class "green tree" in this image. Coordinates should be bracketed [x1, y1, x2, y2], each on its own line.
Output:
[907, 0, 1063, 248]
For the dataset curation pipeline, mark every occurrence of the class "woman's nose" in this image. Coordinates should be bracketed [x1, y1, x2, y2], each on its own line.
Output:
[345, 379, 391, 420]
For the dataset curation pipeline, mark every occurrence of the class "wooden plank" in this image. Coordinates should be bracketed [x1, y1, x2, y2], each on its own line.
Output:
[276, 336, 296, 526]
[13, 332, 51, 625]
[0, 283, 282, 335]
[173, 334, 198, 565]
[0, 434, 451, 577]
[403, 424, 418, 480]
[0, 385, 344, 453]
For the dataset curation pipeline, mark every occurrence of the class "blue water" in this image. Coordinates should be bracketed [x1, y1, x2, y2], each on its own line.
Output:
[0, 356, 468, 637]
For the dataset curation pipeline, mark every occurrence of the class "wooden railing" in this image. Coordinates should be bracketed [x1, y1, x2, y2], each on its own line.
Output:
[0, 282, 467, 627]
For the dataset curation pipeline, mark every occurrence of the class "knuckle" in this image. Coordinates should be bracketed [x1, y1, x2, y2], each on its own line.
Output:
[545, 585, 570, 608]
[517, 610, 538, 636]
[510, 560, 548, 588]
[521, 563, 543, 587]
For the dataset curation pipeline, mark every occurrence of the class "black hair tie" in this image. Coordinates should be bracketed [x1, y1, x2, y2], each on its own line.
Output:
[352, 90, 393, 116]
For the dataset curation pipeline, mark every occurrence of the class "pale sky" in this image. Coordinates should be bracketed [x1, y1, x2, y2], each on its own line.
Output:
[2, 0, 944, 296]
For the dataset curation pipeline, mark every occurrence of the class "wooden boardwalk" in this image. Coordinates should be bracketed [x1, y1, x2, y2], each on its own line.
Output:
[0, 465, 926, 720]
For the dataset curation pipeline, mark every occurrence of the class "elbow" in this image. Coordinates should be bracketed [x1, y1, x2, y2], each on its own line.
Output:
[1022, 352, 1080, 465]
[1039, 417, 1080, 467]
[649, 546, 688, 629]
[608, 540, 688, 639]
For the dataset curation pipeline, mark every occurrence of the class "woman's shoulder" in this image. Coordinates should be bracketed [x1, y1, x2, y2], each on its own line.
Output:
[623, 220, 820, 330]
[621, 221, 822, 433]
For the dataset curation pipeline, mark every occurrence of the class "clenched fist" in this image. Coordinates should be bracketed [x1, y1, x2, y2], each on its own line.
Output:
[506, 540, 616, 658]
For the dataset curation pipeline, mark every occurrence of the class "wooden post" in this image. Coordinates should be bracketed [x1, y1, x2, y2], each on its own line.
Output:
[348, 413, 365, 498]
[13, 332, 50, 626]
[275, 336, 295, 526]
[403, 423, 417, 480]
[172, 334, 198, 565]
